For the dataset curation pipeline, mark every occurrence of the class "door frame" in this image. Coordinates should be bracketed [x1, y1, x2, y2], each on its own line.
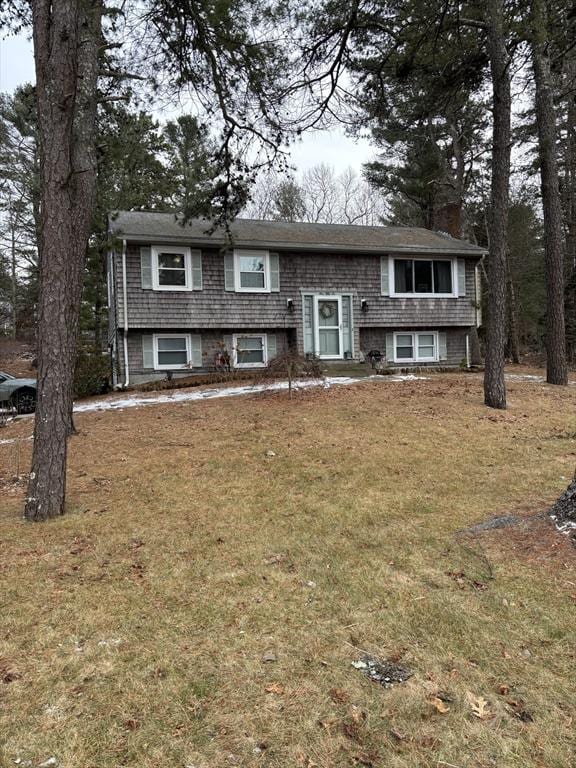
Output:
[314, 294, 344, 359]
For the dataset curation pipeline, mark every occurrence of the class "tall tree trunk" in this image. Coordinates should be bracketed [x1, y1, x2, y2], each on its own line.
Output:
[24, 0, 101, 521]
[506, 269, 520, 364]
[563, 60, 576, 272]
[483, 0, 511, 409]
[531, 0, 568, 385]
[11, 213, 17, 339]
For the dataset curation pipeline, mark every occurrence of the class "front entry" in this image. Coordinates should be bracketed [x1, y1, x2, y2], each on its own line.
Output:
[314, 295, 343, 359]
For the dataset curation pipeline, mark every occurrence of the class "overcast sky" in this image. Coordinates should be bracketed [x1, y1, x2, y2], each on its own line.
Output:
[0, 33, 376, 176]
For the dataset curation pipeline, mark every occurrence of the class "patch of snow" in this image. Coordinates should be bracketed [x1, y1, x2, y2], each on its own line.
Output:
[550, 514, 576, 534]
[505, 372, 576, 386]
[505, 374, 545, 382]
[71, 374, 429, 415]
[0, 435, 32, 446]
[97, 638, 122, 647]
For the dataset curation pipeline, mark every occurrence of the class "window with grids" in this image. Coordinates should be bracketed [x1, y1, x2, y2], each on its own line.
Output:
[394, 332, 437, 362]
[155, 336, 190, 369]
[234, 335, 266, 367]
[235, 251, 269, 291]
[393, 259, 452, 294]
[152, 246, 191, 290]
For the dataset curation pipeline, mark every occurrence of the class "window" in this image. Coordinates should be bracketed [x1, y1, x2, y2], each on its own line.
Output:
[234, 250, 270, 292]
[153, 334, 191, 369]
[395, 333, 414, 360]
[233, 334, 267, 368]
[392, 258, 453, 295]
[393, 331, 438, 363]
[152, 246, 191, 291]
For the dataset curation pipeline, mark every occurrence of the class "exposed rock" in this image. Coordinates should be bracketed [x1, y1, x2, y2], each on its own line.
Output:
[464, 514, 520, 533]
[352, 655, 412, 688]
[549, 480, 576, 539]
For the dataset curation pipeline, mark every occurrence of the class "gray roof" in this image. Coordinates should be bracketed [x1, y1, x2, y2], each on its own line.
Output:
[109, 211, 486, 256]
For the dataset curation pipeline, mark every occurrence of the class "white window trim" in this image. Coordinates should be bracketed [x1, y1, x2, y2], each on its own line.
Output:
[232, 333, 268, 368]
[153, 333, 192, 370]
[151, 245, 192, 292]
[234, 249, 270, 293]
[393, 331, 439, 363]
[389, 256, 458, 298]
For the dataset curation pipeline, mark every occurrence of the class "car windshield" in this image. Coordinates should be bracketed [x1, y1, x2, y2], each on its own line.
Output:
[0, 372, 15, 380]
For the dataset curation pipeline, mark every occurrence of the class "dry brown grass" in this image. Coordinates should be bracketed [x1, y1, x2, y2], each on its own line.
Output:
[1, 373, 575, 768]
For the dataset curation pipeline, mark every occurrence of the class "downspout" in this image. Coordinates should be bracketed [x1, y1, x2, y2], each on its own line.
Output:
[122, 239, 129, 388]
[465, 333, 471, 369]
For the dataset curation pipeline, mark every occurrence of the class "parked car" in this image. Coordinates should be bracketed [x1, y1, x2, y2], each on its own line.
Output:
[0, 371, 37, 414]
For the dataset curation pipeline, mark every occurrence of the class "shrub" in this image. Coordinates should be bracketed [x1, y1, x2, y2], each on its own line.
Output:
[255, 352, 324, 397]
[74, 348, 111, 398]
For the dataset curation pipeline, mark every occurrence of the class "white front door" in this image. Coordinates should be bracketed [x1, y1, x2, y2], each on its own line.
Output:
[314, 295, 343, 359]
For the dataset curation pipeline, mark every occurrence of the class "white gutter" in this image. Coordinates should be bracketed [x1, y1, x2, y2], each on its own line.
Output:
[121, 238, 129, 388]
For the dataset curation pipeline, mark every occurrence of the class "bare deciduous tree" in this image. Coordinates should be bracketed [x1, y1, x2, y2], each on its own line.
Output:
[244, 163, 387, 224]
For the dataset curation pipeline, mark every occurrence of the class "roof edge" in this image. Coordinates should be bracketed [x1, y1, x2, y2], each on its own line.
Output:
[113, 232, 486, 256]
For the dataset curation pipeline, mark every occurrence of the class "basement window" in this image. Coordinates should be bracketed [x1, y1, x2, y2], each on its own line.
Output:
[233, 334, 267, 368]
[393, 331, 438, 363]
[154, 334, 191, 369]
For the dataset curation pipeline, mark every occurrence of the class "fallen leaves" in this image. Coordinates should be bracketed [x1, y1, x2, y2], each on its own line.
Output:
[466, 692, 494, 721]
[429, 696, 450, 714]
[0, 663, 21, 684]
[352, 750, 379, 766]
[328, 687, 350, 704]
[506, 698, 534, 723]
[264, 682, 285, 695]
[123, 718, 140, 731]
[446, 570, 488, 591]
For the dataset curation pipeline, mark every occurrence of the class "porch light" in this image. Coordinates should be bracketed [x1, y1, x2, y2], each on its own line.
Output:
[286, 298, 295, 312]
[361, 299, 369, 313]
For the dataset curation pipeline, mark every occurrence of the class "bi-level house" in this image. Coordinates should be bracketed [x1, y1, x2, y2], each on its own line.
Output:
[107, 212, 485, 386]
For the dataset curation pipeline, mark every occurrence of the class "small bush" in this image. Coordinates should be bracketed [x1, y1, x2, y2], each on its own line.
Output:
[255, 352, 325, 397]
[74, 348, 110, 398]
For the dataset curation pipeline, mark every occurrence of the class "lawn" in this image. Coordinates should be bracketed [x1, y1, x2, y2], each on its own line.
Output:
[1, 373, 575, 768]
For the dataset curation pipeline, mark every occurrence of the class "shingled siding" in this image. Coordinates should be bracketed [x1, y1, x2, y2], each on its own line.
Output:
[359, 327, 469, 367]
[115, 246, 479, 350]
[119, 328, 290, 384]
